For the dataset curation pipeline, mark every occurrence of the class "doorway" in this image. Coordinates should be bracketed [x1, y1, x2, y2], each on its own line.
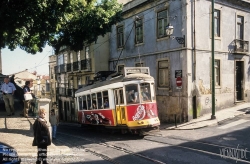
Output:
[114, 88, 126, 125]
[236, 61, 244, 101]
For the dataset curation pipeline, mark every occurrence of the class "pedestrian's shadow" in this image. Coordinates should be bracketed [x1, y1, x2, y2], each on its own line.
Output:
[0, 115, 35, 137]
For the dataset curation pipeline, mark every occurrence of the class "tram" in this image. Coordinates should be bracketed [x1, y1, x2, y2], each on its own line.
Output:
[75, 67, 160, 135]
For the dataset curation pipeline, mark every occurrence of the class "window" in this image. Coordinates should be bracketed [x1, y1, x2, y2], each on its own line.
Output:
[125, 84, 139, 104]
[237, 15, 244, 40]
[135, 63, 144, 67]
[118, 65, 124, 74]
[97, 92, 102, 108]
[117, 26, 124, 48]
[103, 91, 109, 108]
[92, 93, 97, 109]
[85, 76, 90, 84]
[157, 10, 168, 38]
[87, 94, 91, 110]
[158, 60, 169, 88]
[79, 97, 83, 110]
[215, 60, 220, 86]
[135, 19, 143, 44]
[140, 83, 152, 102]
[82, 96, 87, 110]
[214, 9, 220, 37]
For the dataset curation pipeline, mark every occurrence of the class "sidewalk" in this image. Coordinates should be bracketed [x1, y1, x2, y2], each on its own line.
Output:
[0, 108, 72, 158]
[161, 103, 250, 130]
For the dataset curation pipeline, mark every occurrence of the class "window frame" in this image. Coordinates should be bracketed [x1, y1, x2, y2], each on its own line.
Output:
[157, 59, 170, 89]
[117, 26, 124, 48]
[236, 15, 244, 40]
[214, 9, 221, 37]
[135, 62, 144, 67]
[135, 18, 143, 44]
[117, 65, 125, 74]
[157, 9, 169, 39]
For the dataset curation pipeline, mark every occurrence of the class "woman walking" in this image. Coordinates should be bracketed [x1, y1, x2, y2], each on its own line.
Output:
[33, 108, 51, 164]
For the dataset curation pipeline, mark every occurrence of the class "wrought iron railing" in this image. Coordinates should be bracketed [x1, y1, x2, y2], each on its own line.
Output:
[73, 61, 79, 71]
[67, 63, 72, 72]
[60, 64, 65, 73]
[81, 58, 91, 71]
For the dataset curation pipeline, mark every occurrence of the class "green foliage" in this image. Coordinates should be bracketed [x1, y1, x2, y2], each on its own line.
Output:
[51, 0, 123, 54]
[0, 0, 122, 54]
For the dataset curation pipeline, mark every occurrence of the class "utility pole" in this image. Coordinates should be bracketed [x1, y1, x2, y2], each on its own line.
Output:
[211, 0, 216, 119]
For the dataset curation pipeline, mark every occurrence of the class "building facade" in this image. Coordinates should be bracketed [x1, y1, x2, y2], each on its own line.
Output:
[55, 35, 110, 122]
[109, 0, 250, 122]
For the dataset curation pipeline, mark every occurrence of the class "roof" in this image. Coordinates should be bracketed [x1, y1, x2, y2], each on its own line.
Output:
[75, 73, 154, 94]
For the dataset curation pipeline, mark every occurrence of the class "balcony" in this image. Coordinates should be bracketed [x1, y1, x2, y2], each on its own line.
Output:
[67, 63, 72, 72]
[73, 61, 79, 71]
[234, 39, 249, 54]
[81, 58, 91, 71]
[60, 64, 65, 73]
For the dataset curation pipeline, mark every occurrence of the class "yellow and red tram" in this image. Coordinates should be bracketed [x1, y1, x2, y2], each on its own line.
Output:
[75, 67, 160, 135]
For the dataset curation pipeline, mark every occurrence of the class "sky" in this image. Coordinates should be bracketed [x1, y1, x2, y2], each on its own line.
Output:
[1, 45, 53, 76]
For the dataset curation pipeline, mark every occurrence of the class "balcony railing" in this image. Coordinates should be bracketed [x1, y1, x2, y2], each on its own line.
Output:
[67, 63, 72, 72]
[81, 58, 91, 71]
[234, 39, 249, 53]
[60, 64, 65, 73]
[73, 61, 79, 71]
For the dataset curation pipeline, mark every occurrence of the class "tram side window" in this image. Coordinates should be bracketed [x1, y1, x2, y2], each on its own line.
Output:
[87, 94, 91, 110]
[103, 91, 109, 108]
[140, 83, 152, 102]
[125, 84, 139, 104]
[92, 93, 97, 109]
[97, 92, 102, 108]
[82, 96, 87, 110]
[151, 83, 156, 100]
[79, 97, 83, 110]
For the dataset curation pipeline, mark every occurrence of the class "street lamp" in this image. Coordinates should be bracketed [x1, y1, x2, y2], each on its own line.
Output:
[166, 24, 185, 46]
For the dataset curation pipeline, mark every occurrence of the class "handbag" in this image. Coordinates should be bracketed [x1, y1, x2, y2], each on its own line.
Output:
[24, 93, 33, 100]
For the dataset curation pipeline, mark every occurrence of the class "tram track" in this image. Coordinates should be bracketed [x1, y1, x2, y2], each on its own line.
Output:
[57, 131, 166, 164]
[144, 135, 250, 164]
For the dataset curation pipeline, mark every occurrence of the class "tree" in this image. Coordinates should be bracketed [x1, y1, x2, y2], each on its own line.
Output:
[51, 0, 123, 53]
[0, 0, 122, 54]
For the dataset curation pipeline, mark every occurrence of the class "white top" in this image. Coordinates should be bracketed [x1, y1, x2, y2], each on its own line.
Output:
[1, 82, 16, 94]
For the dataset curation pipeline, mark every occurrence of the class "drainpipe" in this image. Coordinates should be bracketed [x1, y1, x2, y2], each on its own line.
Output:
[211, 0, 216, 119]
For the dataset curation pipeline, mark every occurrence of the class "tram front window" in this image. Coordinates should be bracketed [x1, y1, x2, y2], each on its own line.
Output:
[140, 83, 152, 102]
[125, 84, 139, 104]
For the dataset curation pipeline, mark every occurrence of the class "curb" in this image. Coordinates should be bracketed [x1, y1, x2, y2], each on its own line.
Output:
[163, 112, 247, 130]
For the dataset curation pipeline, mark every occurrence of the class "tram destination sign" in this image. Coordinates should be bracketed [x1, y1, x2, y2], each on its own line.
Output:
[124, 67, 150, 76]
[175, 70, 182, 78]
